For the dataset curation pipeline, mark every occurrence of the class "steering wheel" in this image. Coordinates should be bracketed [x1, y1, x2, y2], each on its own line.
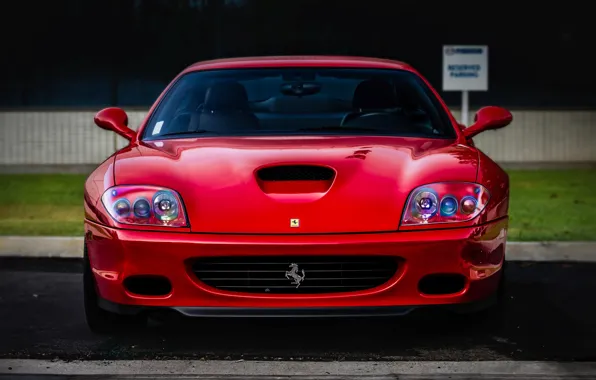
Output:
[167, 104, 206, 133]
[340, 111, 389, 126]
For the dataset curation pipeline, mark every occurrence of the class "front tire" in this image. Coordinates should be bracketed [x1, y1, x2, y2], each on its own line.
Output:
[83, 244, 146, 334]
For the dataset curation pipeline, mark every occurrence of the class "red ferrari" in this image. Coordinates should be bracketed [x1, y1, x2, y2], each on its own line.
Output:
[84, 56, 512, 333]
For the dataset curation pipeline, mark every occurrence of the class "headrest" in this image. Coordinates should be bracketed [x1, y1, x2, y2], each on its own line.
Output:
[204, 82, 250, 112]
[352, 79, 397, 110]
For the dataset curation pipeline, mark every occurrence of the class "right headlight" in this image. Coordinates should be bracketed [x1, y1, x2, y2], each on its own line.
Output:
[101, 185, 188, 227]
[401, 182, 490, 226]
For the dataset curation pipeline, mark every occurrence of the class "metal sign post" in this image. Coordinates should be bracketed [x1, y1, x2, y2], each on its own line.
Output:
[461, 90, 469, 126]
[442, 45, 488, 126]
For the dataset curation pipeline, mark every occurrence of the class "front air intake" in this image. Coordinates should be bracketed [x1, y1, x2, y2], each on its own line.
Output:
[191, 256, 399, 294]
[257, 165, 335, 181]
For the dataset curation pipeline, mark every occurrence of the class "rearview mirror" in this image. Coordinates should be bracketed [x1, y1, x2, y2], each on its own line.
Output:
[94, 107, 136, 141]
[462, 106, 512, 140]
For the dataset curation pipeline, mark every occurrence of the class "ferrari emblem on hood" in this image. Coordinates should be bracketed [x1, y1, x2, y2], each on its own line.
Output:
[290, 218, 300, 227]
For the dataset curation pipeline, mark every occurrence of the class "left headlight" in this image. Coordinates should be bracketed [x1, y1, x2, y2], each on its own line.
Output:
[401, 182, 490, 226]
[101, 185, 188, 227]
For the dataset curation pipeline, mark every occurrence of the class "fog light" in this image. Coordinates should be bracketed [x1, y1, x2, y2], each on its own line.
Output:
[462, 243, 504, 280]
[92, 268, 120, 281]
[469, 266, 501, 280]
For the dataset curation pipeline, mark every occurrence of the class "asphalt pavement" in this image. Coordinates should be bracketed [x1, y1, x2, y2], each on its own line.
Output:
[1, 257, 595, 363]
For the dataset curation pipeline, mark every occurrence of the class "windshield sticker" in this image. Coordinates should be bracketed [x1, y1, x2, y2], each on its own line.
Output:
[152, 121, 164, 135]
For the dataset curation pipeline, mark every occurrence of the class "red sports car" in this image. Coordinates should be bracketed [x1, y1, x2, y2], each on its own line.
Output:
[84, 56, 512, 333]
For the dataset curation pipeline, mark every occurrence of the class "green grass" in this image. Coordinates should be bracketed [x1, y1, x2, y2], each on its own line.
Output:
[507, 170, 596, 241]
[0, 174, 86, 236]
[0, 170, 595, 240]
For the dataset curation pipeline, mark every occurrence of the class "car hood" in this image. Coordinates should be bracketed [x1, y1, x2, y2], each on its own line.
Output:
[114, 136, 478, 233]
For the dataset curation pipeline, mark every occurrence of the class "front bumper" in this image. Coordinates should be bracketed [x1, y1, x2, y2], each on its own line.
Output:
[85, 217, 507, 314]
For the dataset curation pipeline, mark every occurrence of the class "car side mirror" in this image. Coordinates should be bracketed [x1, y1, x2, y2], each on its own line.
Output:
[94, 107, 136, 141]
[462, 106, 512, 140]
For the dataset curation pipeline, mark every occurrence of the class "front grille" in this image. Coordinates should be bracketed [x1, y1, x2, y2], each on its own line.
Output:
[257, 165, 335, 181]
[191, 256, 398, 294]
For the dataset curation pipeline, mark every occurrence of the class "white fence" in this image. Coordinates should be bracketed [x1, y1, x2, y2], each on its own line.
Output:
[1, 109, 595, 166]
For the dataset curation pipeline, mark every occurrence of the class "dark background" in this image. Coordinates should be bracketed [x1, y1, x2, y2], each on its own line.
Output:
[1, 0, 595, 109]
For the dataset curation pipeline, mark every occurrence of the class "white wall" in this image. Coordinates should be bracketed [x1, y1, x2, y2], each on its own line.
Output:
[1, 109, 595, 165]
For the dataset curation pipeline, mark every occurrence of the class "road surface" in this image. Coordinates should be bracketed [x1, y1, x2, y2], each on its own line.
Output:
[1, 257, 595, 362]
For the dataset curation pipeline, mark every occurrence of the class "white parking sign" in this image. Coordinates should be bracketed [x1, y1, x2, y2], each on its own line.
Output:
[442, 45, 488, 91]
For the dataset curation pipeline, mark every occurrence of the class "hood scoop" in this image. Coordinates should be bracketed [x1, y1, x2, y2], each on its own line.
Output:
[257, 165, 335, 181]
[256, 165, 335, 195]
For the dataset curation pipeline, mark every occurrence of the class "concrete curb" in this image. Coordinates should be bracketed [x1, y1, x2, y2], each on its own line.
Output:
[505, 241, 596, 262]
[2, 359, 596, 377]
[0, 236, 84, 258]
[0, 236, 594, 261]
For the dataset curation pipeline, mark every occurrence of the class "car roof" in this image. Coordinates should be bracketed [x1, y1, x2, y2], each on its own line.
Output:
[184, 55, 414, 73]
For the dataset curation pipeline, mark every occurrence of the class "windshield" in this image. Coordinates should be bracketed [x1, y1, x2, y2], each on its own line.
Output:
[142, 68, 456, 140]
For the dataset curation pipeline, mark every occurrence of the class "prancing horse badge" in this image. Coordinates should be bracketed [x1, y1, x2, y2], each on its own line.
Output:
[290, 218, 300, 227]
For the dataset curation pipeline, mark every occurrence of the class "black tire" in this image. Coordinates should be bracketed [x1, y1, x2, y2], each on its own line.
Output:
[83, 244, 146, 334]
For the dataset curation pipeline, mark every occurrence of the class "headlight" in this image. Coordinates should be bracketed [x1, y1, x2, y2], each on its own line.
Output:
[101, 186, 187, 227]
[401, 182, 490, 225]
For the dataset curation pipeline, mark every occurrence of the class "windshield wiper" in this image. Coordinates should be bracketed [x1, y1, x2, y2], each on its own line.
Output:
[297, 126, 383, 132]
[156, 129, 218, 138]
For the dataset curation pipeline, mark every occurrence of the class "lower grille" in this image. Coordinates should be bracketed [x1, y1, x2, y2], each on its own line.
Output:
[191, 256, 399, 294]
